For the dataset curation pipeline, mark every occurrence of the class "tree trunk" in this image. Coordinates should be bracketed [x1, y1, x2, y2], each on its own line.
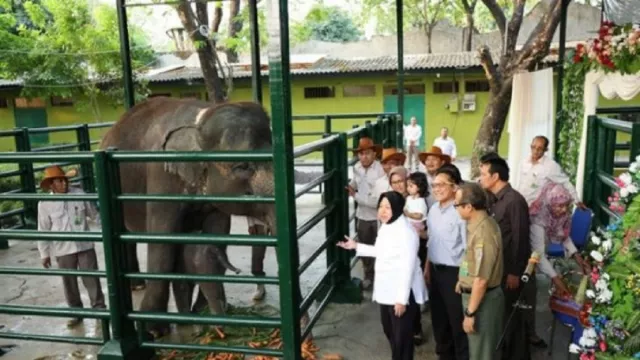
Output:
[176, 0, 226, 103]
[463, 13, 474, 51]
[425, 27, 433, 54]
[225, 0, 242, 63]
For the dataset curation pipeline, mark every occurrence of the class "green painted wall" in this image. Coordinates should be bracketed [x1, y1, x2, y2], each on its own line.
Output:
[2, 71, 640, 158]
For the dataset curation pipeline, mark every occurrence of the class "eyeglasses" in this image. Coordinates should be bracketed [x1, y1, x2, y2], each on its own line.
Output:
[391, 179, 405, 185]
[453, 202, 468, 208]
[432, 182, 454, 189]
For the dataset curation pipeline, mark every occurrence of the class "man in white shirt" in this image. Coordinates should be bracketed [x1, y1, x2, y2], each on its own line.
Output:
[346, 137, 385, 290]
[404, 117, 422, 172]
[433, 127, 457, 162]
[418, 146, 451, 209]
[516, 135, 585, 208]
[37, 166, 105, 329]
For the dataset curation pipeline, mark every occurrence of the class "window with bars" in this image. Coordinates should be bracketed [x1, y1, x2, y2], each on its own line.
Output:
[433, 81, 459, 94]
[51, 96, 74, 106]
[382, 84, 426, 95]
[465, 80, 490, 92]
[303, 86, 335, 99]
[343, 84, 376, 97]
[0, 98, 8, 108]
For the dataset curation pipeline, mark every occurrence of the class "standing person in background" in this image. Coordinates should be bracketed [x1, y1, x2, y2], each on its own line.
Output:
[37, 166, 106, 329]
[404, 116, 422, 172]
[433, 127, 457, 162]
[418, 146, 451, 209]
[346, 137, 385, 290]
[454, 182, 505, 360]
[338, 191, 428, 360]
[478, 153, 531, 360]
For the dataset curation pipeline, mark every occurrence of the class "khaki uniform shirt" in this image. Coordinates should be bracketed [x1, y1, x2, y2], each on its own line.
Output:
[458, 212, 503, 289]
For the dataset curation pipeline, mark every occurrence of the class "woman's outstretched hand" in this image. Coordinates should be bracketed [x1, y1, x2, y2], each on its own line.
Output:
[337, 235, 357, 250]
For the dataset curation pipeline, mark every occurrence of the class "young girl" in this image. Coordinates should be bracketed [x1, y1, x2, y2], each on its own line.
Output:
[404, 172, 429, 233]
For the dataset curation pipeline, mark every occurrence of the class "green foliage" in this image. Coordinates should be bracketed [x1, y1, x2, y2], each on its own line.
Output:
[0, 0, 155, 117]
[222, 5, 268, 55]
[291, 4, 361, 44]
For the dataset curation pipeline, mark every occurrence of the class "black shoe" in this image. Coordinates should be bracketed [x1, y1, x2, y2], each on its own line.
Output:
[530, 337, 548, 349]
[413, 332, 426, 346]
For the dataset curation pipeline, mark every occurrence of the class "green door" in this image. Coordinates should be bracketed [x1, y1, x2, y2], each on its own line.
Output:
[14, 107, 49, 146]
[384, 94, 426, 151]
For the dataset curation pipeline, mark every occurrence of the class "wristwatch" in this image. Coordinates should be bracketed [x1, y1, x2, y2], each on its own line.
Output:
[464, 308, 476, 317]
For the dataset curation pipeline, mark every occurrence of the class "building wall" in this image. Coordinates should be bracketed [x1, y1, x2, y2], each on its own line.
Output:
[1, 72, 640, 158]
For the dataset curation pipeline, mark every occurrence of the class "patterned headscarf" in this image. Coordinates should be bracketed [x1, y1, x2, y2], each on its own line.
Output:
[529, 182, 573, 243]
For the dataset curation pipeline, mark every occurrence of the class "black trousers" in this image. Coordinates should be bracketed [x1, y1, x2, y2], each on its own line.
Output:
[413, 237, 428, 336]
[428, 263, 469, 360]
[500, 280, 531, 360]
[380, 292, 419, 360]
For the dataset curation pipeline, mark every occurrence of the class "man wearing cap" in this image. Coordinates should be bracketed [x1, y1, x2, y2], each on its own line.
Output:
[419, 146, 452, 209]
[372, 148, 407, 196]
[346, 137, 385, 290]
[37, 165, 106, 328]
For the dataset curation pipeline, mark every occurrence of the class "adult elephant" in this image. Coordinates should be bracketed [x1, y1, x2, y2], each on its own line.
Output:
[100, 97, 277, 337]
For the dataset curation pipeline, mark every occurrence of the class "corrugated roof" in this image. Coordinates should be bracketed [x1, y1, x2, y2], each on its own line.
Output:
[143, 51, 559, 83]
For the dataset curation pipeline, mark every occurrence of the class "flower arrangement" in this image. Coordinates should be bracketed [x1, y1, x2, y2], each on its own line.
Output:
[571, 155, 640, 359]
[573, 21, 640, 74]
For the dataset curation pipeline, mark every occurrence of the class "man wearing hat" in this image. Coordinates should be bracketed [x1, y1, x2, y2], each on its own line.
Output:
[346, 137, 385, 290]
[373, 148, 407, 194]
[419, 146, 452, 209]
[37, 165, 106, 328]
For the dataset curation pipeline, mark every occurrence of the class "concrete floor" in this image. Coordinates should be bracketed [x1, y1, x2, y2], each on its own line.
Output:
[0, 159, 574, 359]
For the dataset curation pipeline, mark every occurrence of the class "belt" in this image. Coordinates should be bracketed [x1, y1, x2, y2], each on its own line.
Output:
[460, 285, 499, 294]
[430, 263, 458, 271]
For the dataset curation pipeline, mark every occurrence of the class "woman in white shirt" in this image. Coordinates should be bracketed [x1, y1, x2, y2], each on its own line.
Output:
[339, 191, 428, 360]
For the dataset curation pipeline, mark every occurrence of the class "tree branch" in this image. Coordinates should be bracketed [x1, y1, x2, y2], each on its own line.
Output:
[504, 0, 526, 54]
[515, 0, 565, 70]
[477, 45, 501, 90]
[480, 0, 506, 38]
[211, 3, 223, 33]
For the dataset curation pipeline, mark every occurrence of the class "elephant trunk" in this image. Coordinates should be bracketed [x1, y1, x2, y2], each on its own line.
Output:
[250, 164, 277, 236]
[215, 250, 241, 274]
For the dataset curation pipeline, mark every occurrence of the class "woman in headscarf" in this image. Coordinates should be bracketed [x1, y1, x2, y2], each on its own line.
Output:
[525, 182, 591, 348]
[389, 166, 409, 196]
[338, 191, 427, 360]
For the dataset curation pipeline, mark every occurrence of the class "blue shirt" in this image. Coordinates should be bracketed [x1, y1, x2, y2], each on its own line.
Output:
[426, 201, 467, 267]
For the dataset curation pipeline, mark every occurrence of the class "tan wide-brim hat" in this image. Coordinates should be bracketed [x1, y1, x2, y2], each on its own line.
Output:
[381, 148, 406, 164]
[418, 146, 451, 164]
[40, 165, 68, 191]
[353, 137, 382, 158]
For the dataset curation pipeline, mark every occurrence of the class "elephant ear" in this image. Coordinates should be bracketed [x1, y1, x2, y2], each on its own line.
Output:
[161, 126, 207, 190]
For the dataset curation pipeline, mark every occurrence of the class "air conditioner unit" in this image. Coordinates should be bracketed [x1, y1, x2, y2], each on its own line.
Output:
[447, 95, 459, 113]
[462, 93, 476, 112]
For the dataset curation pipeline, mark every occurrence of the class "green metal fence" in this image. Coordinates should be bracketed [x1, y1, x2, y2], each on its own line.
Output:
[583, 115, 640, 226]
[0, 116, 400, 359]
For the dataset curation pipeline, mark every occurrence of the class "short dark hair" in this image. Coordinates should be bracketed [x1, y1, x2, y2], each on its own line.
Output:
[458, 182, 488, 210]
[533, 135, 549, 150]
[436, 163, 463, 185]
[408, 172, 429, 198]
[479, 152, 509, 182]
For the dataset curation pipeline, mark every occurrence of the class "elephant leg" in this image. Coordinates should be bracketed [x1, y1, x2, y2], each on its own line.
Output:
[250, 223, 270, 301]
[138, 201, 183, 338]
[190, 287, 208, 314]
[126, 243, 145, 289]
[172, 280, 194, 314]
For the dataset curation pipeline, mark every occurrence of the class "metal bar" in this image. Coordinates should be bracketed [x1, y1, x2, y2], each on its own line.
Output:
[88, 122, 115, 129]
[26, 125, 80, 134]
[0, 193, 98, 201]
[631, 123, 640, 160]
[267, 0, 302, 357]
[293, 135, 338, 158]
[138, 342, 283, 357]
[77, 124, 95, 192]
[396, 0, 404, 121]
[296, 204, 334, 240]
[0, 230, 102, 241]
[31, 143, 80, 152]
[583, 116, 598, 206]
[125, 273, 279, 284]
[596, 170, 619, 190]
[0, 129, 21, 136]
[0, 332, 105, 345]
[0, 304, 110, 319]
[301, 284, 335, 341]
[108, 151, 273, 162]
[298, 234, 332, 275]
[596, 106, 640, 114]
[124, 0, 225, 7]
[0, 267, 105, 277]
[292, 112, 397, 120]
[0, 207, 24, 220]
[0, 152, 94, 162]
[595, 198, 620, 221]
[32, 161, 79, 173]
[128, 312, 280, 327]
[119, 232, 277, 246]
[599, 118, 633, 132]
[249, 0, 262, 104]
[116, 0, 135, 109]
[117, 194, 276, 203]
[295, 171, 334, 199]
[0, 169, 22, 178]
[293, 131, 326, 137]
[300, 263, 336, 314]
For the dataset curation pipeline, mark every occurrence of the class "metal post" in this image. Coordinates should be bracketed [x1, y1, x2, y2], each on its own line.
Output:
[76, 125, 95, 192]
[365, 120, 373, 139]
[116, 0, 135, 109]
[396, 115, 403, 150]
[249, 0, 263, 104]
[630, 123, 640, 161]
[583, 115, 598, 208]
[266, 0, 302, 358]
[324, 115, 332, 134]
[395, 0, 404, 120]
[554, 0, 569, 158]
[96, 151, 149, 360]
[16, 128, 36, 229]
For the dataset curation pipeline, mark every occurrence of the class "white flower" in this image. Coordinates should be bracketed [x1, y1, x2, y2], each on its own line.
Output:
[569, 344, 581, 353]
[591, 236, 601, 245]
[627, 184, 638, 194]
[602, 239, 613, 252]
[595, 278, 608, 291]
[602, 273, 610, 281]
[630, 162, 639, 173]
[586, 289, 596, 299]
[619, 172, 632, 186]
[621, 187, 630, 198]
[635, 155, 640, 163]
[579, 328, 598, 347]
[596, 288, 613, 303]
[590, 250, 604, 262]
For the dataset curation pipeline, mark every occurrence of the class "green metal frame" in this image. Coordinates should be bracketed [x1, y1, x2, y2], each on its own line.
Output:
[583, 115, 640, 226]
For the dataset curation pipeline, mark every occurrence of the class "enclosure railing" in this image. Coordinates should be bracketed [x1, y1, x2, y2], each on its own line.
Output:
[595, 107, 640, 169]
[583, 115, 640, 226]
[0, 116, 401, 359]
